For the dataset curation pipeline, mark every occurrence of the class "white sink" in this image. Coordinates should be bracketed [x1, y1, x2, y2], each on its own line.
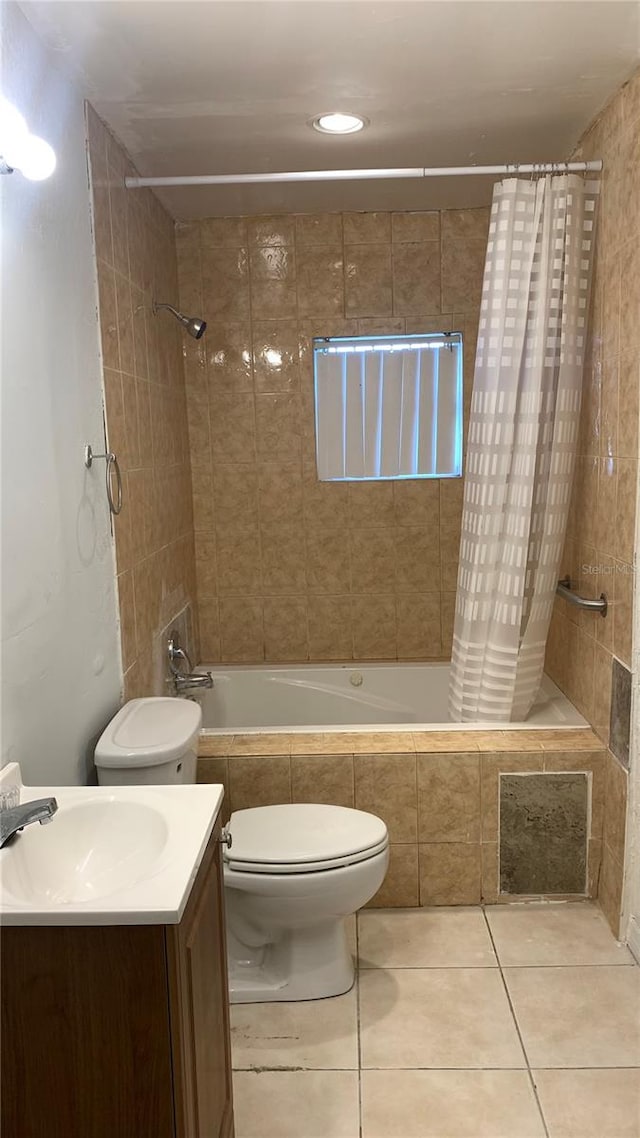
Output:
[2, 798, 169, 905]
[0, 764, 224, 926]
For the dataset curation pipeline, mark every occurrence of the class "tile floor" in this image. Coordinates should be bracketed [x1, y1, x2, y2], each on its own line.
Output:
[230, 903, 640, 1138]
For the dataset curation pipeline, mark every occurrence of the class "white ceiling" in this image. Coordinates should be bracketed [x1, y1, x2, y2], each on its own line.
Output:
[19, 0, 640, 218]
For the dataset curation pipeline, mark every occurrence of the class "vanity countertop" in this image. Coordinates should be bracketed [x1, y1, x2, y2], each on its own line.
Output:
[0, 764, 224, 927]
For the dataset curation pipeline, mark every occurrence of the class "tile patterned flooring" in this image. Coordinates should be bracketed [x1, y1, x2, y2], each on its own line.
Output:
[230, 903, 640, 1138]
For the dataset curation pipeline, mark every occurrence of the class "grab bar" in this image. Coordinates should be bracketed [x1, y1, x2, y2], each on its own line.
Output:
[556, 576, 608, 617]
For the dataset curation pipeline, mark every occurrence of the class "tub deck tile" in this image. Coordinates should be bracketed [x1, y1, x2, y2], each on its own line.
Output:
[199, 726, 602, 759]
[199, 733, 235, 757]
[413, 731, 483, 752]
[471, 731, 545, 752]
[230, 733, 295, 756]
[289, 732, 416, 755]
[347, 732, 416, 754]
[289, 733, 337, 755]
[536, 728, 602, 750]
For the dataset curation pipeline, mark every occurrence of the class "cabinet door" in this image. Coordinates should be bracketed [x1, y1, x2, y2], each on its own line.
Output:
[168, 825, 234, 1138]
[1, 924, 174, 1138]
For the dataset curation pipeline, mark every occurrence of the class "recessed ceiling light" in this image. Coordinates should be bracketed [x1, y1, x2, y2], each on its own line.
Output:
[311, 112, 367, 135]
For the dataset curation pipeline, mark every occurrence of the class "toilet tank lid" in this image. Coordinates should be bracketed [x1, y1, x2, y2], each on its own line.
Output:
[95, 698, 202, 768]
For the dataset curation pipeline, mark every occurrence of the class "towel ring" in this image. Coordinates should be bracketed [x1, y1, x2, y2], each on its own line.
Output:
[84, 444, 123, 516]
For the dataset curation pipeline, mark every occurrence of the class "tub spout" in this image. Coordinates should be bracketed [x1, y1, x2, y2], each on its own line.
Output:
[172, 671, 214, 694]
[167, 632, 213, 695]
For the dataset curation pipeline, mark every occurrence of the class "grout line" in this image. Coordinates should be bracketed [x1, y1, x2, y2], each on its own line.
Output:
[359, 963, 500, 970]
[481, 906, 551, 1138]
[243, 227, 266, 663]
[351, 1062, 640, 1071]
[355, 913, 364, 1138]
[357, 961, 634, 969]
[232, 1063, 640, 1072]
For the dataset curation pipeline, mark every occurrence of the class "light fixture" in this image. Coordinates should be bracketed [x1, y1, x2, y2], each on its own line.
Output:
[0, 95, 56, 180]
[14, 134, 56, 180]
[0, 97, 28, 166]
[311, 112, 367, 135]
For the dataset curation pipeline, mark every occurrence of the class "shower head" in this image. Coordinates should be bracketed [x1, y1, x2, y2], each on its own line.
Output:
[152, 301, 207, 340]
[184, 315, 207, 339]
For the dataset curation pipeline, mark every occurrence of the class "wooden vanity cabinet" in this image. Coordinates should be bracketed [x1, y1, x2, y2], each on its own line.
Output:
[168, 820, 235, 1138]
[1, 818, 234, 1138]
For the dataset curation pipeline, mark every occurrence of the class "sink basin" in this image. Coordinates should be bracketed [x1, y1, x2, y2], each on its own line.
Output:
[0, 766, 224, 925]
[1, 798, 169, 905]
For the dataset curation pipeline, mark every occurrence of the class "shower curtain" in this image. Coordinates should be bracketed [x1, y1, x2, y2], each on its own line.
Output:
[449, 174, 599, 722]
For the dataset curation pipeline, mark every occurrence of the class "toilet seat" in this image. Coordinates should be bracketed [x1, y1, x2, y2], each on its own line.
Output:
[224, 803, 388, 874]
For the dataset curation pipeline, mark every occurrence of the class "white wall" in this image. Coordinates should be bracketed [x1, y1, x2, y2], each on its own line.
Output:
[1, 2, 121, 785]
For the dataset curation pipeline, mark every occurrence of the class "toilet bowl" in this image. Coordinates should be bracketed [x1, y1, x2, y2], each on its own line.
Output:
[94, 706, 388, 1003]
[223, 803, 389, 1003]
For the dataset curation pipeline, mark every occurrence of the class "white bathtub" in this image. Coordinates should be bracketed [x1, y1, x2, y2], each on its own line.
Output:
[196, 662, 587, 733]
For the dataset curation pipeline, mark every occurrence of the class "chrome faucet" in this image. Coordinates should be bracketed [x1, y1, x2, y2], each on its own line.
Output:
[0, 798, 58, 849]
[172, 671, 215, 694]
[167, 633, 214, 695]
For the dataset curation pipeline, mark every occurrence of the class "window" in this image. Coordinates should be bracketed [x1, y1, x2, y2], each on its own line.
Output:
[313, 331, 463, 481]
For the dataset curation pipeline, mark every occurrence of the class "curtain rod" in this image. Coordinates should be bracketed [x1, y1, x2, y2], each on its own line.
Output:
[125, 161, 602, 189]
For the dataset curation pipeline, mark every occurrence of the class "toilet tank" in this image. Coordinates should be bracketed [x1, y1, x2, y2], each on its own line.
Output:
[94, 697, 202, 785]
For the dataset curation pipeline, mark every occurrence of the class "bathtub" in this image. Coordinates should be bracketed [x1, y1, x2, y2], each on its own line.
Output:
[196, 662, 587, 734]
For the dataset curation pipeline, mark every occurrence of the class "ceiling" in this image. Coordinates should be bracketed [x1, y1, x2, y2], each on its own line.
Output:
[19, 0, 640, 218]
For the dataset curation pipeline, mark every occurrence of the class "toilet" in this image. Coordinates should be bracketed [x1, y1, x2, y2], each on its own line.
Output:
[94, 697, 202, 784]
[223, 803, 389, 1003]
[94, 698, 389, 1003]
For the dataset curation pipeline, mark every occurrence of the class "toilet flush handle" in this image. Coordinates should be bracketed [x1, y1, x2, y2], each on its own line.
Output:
[220, 826, 232, 849]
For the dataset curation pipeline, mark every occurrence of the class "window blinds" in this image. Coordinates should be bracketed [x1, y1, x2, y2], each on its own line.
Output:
[313, 332, 463, 481]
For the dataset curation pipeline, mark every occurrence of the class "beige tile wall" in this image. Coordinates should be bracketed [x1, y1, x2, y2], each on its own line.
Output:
[86, 105, 197, 698]
[198, 734, 606, 907]
[175, 208, 488, 663]
[87, 88, 634, 924]
[545, 69, 640, 935]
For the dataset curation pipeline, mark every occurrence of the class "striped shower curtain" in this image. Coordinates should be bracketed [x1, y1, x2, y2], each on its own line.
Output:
[449, 174, 599, 722]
